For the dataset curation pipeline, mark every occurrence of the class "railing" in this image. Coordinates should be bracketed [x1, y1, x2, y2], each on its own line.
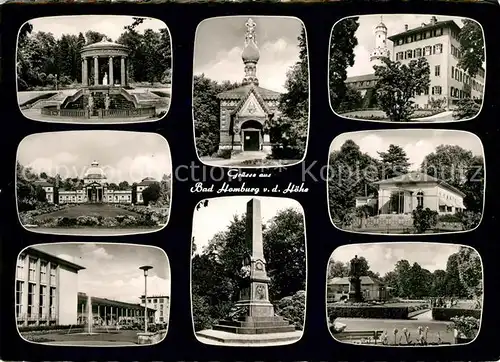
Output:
[344, 214, 463, 233]
[41, 108, 89, 118]
[99, 107, 156, 118]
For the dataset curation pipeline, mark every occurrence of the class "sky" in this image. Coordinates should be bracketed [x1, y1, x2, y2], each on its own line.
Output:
[23, 15, 167, 41]
[194, 16, 305, 93]
[17, 131, 172, 183]
[192, 196, 303, 255]
[343, 15, 481, 77]
[329, 242, 476, 276]
[329, 129, 484, 170]
[32, 243, 170, 303]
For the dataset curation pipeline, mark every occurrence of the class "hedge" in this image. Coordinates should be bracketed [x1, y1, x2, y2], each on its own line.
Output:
[328, 305, 409, 320]
[274, 290, 305, 330]
[431, 308, 481, 321]
[19, 324, 80, 332]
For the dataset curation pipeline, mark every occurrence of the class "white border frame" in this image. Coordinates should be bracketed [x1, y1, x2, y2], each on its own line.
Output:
[15, 242, 172, 348]
[326, 128, 486, 236]
[15, 15, 173, 125]
[325, 241, 485, 347]
[189, 195, 308, 346]
[15, 130, 173, 237]
[191, 16, 311, 170]
[327, 14, 487, 124]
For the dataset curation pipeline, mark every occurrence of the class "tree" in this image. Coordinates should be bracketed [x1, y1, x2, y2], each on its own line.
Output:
[462, 155, 484, 213]
[377, 144, 410, 179]
[394, 259, 412, 298]
[268, 26, 308, 160]
[193, 74, 240, 157]
[452, 98, 481, 120]
[141, 182, 161, 206]
[456, 246, 482, 307]
[263, 208, 306, 300]
[85, 30, 111, 45]
[430, 269, 447, 297]
[373, 57, 431, 122]
[412, 206, 438, 233]
[329, 17, 359, 110]
[445, 253, 467, 298]
[328, 140, 380, 223]
[118, 181, 130, 190]
[337, 84, 363, 113]
[457, 20, 485, 78]
[382, 271, 399, 296]
[328, 260, 349, 278]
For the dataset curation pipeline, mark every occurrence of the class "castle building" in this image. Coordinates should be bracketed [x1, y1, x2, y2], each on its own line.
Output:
[345, 16, 485, 110]
[34, 161, 158, 205]
[217, 18, 281, 153]
[140, 295, 170, 324]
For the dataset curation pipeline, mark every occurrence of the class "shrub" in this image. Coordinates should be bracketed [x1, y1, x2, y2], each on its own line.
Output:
[192, 294, 215, 332]
[328, 305, 409, 320]
[275, 290, 305, 330]
[438, 214, 462, 223]
[412, 206, 438, 233]
[19, 324, 77, 332]
[453, 98, 481, 120]
[447, 315, 480, 339]
[456, 211, 482, 230]
[214, 149, 232, 159]
[431, 307, 481, 321]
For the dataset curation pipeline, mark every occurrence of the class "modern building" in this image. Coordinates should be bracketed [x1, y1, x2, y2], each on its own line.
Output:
[217, 18, 282, 153]
[327, 276, 389, 302]
[345, 16, 485, 110]
[34, 160, 158, 205]
[358, 171, 467, 215]
[16, 247, 158, 328]
[16, 247, 86, 327]
[140, 295, 170, 324]
[77, 293, 156, 326]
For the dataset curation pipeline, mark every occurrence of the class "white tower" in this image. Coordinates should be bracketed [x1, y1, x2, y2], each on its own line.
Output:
[370, 17, 390, 67]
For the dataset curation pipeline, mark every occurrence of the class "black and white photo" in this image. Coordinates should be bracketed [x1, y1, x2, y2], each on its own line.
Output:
[327, 242, 483, 346]
[328, 129, 485, 234]
[17, 15, 172, 124]
[191, 196, 306, 346]
[329, 15, 485, 122]
[16, 131, 172, 236]
[193, 16, 309, 167]
[16, 243, 170, 346]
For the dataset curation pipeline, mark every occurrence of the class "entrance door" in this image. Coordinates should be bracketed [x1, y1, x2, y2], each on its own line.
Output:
[244, 130, 260, 151]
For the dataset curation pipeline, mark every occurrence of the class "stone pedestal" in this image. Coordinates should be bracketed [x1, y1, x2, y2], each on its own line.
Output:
[348, 276, 362, 302]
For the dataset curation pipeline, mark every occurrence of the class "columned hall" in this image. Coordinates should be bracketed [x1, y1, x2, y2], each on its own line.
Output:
[80, 40, 130, 87]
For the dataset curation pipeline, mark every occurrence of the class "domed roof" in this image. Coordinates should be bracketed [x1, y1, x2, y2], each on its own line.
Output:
[81, 39, 129, 51]
[84, 160, 106, 179]
[242, 41, 260, 63]
[375, 22, 387, 30]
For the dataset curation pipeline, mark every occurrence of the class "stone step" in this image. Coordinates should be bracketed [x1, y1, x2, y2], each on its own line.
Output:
[217, 320, 291, 328]
[235, 316, 285, 322]
[212, 324, 296, 335]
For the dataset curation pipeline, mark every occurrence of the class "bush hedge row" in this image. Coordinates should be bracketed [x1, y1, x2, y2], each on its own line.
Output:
[274, 290, 305, 330]
[431, 308, 481, 321]
[328, 305, 409, 320]
[19, 324, 78, 332]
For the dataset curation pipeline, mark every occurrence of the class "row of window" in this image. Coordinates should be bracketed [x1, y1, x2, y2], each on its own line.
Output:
[394, 27, 444, 46]
[16, 280, 57, 320]
[395, 44, 443, 61]
[451, 66, 484, 91]
[59, 194, 132, 201]
[17, 256, 57, 285]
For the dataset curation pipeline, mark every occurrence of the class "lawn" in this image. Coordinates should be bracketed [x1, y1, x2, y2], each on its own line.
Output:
[21, 329, 141, 345]
[33, 204, 141, 220]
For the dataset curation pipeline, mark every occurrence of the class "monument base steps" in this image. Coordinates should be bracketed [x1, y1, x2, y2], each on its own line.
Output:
[196, 329, 302, 346]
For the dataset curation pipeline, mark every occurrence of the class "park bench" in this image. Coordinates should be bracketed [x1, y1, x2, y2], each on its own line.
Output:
[335, 330, 384, 343]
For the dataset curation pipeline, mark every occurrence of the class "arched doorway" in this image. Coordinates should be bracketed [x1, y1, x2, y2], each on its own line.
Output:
[240, 120, 263, 152]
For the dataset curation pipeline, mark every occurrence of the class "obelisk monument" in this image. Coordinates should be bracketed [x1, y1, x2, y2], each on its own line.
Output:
[210, 198, 295, 335]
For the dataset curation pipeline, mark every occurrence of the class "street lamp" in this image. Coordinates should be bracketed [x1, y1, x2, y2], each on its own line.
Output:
[139, 265, 153, 333]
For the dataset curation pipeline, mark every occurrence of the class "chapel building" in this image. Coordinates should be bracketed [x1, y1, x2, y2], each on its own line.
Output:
[217, 18, 282, 153]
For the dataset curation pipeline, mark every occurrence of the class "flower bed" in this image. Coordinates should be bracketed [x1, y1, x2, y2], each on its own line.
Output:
[29, 214, 162, 228]
[19, 324, 81, 333]
[328, 305, 409, 320]
[432, 307, 481, 321]
[115, 204, 169, 224]
[19, 204, 75, 225]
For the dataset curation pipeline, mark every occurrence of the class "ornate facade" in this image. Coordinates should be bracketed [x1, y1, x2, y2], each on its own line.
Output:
[217, 18, 281, 152]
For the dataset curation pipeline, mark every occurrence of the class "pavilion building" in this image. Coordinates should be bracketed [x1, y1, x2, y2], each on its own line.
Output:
[217, 18, 282, 153]
[327, 276, 389, 302]
[140, 295, 170, 324]
[345, 16, 485, 111]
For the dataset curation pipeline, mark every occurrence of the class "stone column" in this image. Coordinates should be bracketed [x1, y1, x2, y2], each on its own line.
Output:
[83, 58, 88, 86]
[93, 56, 99, 86]
[81, 58, 85, 85]
[108, 57, 114, 86]
[121, 57, 126, 86]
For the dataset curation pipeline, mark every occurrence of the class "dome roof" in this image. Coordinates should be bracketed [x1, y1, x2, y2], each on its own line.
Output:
[242, 41, 260, 63]
[81, 39, 129, 51]
[84, 161, 106, 179]
[375, 22, 387, 30]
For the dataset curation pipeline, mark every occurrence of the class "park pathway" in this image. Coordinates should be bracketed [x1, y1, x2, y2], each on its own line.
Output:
[413, 309, 433, 320]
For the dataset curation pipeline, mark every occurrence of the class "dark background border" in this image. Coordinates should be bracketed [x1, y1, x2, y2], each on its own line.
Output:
[0, 1, 499, 361]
